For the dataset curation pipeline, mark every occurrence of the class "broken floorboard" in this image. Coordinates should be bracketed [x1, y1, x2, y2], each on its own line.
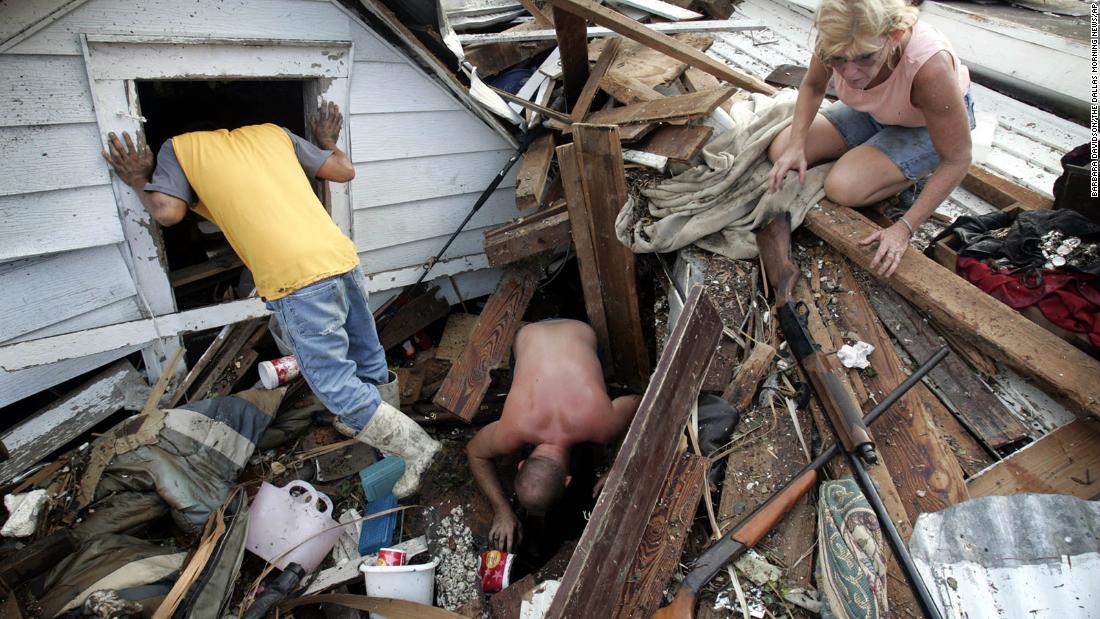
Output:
[804, 200, 1100, 425]
[515, 134, 556, 211]
[378, 287, 451, 351]
[433, 265, 539, 421]
[545, 285, 721, 619]
[864, 281, 1032, 453]
[615, 452, 707, 618]
[967, 419, 1100, 500]
[0, 360, 148, 485]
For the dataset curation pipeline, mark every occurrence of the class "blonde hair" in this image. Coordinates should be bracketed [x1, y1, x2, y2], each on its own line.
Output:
[813, 0, 920, 60]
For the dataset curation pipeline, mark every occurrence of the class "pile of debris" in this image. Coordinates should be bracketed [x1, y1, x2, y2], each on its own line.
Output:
[2, 1, 1099, 618]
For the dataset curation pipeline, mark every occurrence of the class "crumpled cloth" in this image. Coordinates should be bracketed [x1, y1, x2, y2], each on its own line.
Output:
[615, 90, 831, 259]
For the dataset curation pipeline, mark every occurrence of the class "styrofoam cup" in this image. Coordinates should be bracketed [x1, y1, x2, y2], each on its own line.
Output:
[259, 355, 299, 389]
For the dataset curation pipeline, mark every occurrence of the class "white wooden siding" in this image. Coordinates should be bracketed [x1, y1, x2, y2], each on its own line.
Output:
[361, 229, 494, 275]
[353, 150, 519, 209]
[6, 0, 356, 56]
[0, 123, 108, 196]
[353, 188, 519, 253]
[0, 245, 136, 342]
[0, 348, 140, 410]
[350, 111, 510, 162]
[0, 55, 95, 125]
[349, 63, 465, 114]
[0, 185, 125, 261]
[11, 297, 142, 343]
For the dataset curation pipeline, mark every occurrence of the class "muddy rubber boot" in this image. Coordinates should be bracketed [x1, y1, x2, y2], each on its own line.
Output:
[336, 401, 440, 498]
[376, 370, 400, 408]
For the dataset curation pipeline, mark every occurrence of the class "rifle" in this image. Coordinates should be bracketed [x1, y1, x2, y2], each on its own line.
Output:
[654, 215, 945, 619]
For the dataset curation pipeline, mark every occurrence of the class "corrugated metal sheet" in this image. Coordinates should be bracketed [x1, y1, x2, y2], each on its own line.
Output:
[910, 494, 1100, 618]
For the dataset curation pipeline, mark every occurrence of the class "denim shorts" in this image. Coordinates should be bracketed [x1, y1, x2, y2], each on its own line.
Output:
[821, 91, 976, 181]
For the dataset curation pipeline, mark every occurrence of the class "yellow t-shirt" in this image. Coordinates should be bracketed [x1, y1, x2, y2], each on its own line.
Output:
[171, 124, 358, 300]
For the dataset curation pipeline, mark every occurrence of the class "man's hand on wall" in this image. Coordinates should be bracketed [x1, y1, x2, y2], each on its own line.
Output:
[102, 131, 153, 191]
[311, 101, 343, 150]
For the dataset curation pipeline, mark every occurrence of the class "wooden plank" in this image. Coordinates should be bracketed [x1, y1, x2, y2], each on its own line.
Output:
[570, 37, 622, 122]
[557, 142, 613, 370]
[554, 5, 590, 108]
[464, 20, 557, 76]
[804, 200, 1100, 426]
[378, 287, 450, 351]
[0, 55, 94, 126]
[864, 282, 1032, 451]
[0, 245, 137, 343]
[682, 66, 733, 112]
[349, 110, 510, 163]
[433, 266, 539, 420]
[600, 72, 665, 104]
[484, 208, 571, 267]
[0, 360, 148, 484]
[571, 124, 651, 383]
[183, 319, 266, 403]
[720, 343, 774, 412]
[350, 62, 466, 114]
[591, 33, 714, 90]
[585, 87, 735, 125]
[828, 259, 970, 517]
[0, 124, 107, 197]
[962, 165, 1053, 210]
[968, 420, 1100, 500]
[546, 0, 776, 94]
[638, 125, 714, 162]
[515, 133, 557, 211]
[614, 452, 706, 619]
[352, 149, 519, 209]
[0, 348, 137, 410]
[545, 285, 721, 619]
[0, 185, 125, 262]
[613, 0, 703, 21]
[457, 20, 763, 45]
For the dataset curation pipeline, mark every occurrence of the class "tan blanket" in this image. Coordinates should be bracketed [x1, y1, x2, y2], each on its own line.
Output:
[615, 91, 831, 259]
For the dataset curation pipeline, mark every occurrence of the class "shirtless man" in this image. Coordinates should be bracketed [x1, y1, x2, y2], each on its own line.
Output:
[466, 319, 642, 551]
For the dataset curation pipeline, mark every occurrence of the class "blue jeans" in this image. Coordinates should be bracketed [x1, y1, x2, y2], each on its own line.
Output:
[821, 91, 977, 181]
[265, 267, 388, 432]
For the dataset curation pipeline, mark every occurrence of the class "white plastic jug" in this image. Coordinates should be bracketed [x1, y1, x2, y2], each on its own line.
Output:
[246, 480, 345, 572]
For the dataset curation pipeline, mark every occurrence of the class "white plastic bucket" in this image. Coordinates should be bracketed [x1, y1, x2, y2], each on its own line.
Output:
[360, 557, 440, 619]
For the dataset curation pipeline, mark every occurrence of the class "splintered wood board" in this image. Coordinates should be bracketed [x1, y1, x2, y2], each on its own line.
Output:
[968, 420, 1100, 499]
[590, 33, 714, 89]
[585, 87, 735, 125]
[638, 124, 714, 161]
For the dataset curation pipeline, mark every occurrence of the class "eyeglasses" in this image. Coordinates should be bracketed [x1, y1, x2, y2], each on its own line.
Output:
[822, 46, 887, 70]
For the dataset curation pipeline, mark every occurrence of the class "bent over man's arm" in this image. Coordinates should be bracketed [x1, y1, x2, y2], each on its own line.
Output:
[466, 421, 524, 552]
[101, 131, 188, 226]
[311, 101, 355, 182]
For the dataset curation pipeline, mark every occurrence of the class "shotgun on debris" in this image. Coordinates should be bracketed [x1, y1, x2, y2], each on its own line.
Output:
[653, 214, 946, 619]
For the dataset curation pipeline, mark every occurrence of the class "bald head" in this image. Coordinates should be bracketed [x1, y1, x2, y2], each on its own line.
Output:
[515, 455, 567, 515]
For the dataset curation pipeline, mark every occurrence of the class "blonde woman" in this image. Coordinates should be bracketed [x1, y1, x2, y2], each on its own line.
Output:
[767, 0, 974, 277]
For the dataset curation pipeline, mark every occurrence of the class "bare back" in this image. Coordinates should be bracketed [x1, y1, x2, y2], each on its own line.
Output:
[499, 320, 623, 448]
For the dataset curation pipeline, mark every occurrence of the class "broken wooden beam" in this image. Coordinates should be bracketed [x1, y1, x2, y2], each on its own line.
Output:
[569, 124, 651, 384]
[545, 285, 721, 619]
[483, 202, 571, 267]
[557, 142, 613, 371]
[0, 360, 148, 484]
[570, 37, 622, 122]
[614, 452, 707, 619]
[638, 125, 714, 162]
[378, 287, 450, 351]
[968, 419, 1100, 500]
[433, 266, 539, 421]
[804, 200, 1100, 426]
[515, 133, 556, 211]
[864, 282, 1032, 452]
[546, 0, 776, 94]
[555, 5, 590, 107]
[584, 87, 736, 126]
[720, 343, 775, 412]
[456, 19, 764, 45]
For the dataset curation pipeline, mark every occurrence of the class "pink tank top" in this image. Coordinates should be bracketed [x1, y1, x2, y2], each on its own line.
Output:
[832, 20, 970, 128]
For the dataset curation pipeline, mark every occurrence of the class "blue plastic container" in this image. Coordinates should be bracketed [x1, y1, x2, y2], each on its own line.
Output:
[358, 494, 398, 555]
[359, 455, 404, 503]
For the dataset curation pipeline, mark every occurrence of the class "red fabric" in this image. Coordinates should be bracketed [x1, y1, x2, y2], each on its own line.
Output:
[956, 257, 1100, 348]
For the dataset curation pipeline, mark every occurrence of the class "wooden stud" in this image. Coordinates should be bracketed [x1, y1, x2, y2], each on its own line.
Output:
[720, 343, 774, 412]
[804, 200, 1100, 425]
[584, 87, 735, 126]
[515, 134, 557, 211]
[433, 266, 540, 421]
[554, 5, 590, 108]
[614, 453, 707, 619]
[545, 286, 722, 619]
[547, 0, 776, 94]
[557, 143, 613, 371]
[484, 207, 571, 268]
[570, 37, 622, 123]
[968, 419, 1100, 499]
[572, 124, 651, 383]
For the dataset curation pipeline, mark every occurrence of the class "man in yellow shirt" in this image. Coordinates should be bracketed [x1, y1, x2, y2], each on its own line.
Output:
[102, 102, 439, 497]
